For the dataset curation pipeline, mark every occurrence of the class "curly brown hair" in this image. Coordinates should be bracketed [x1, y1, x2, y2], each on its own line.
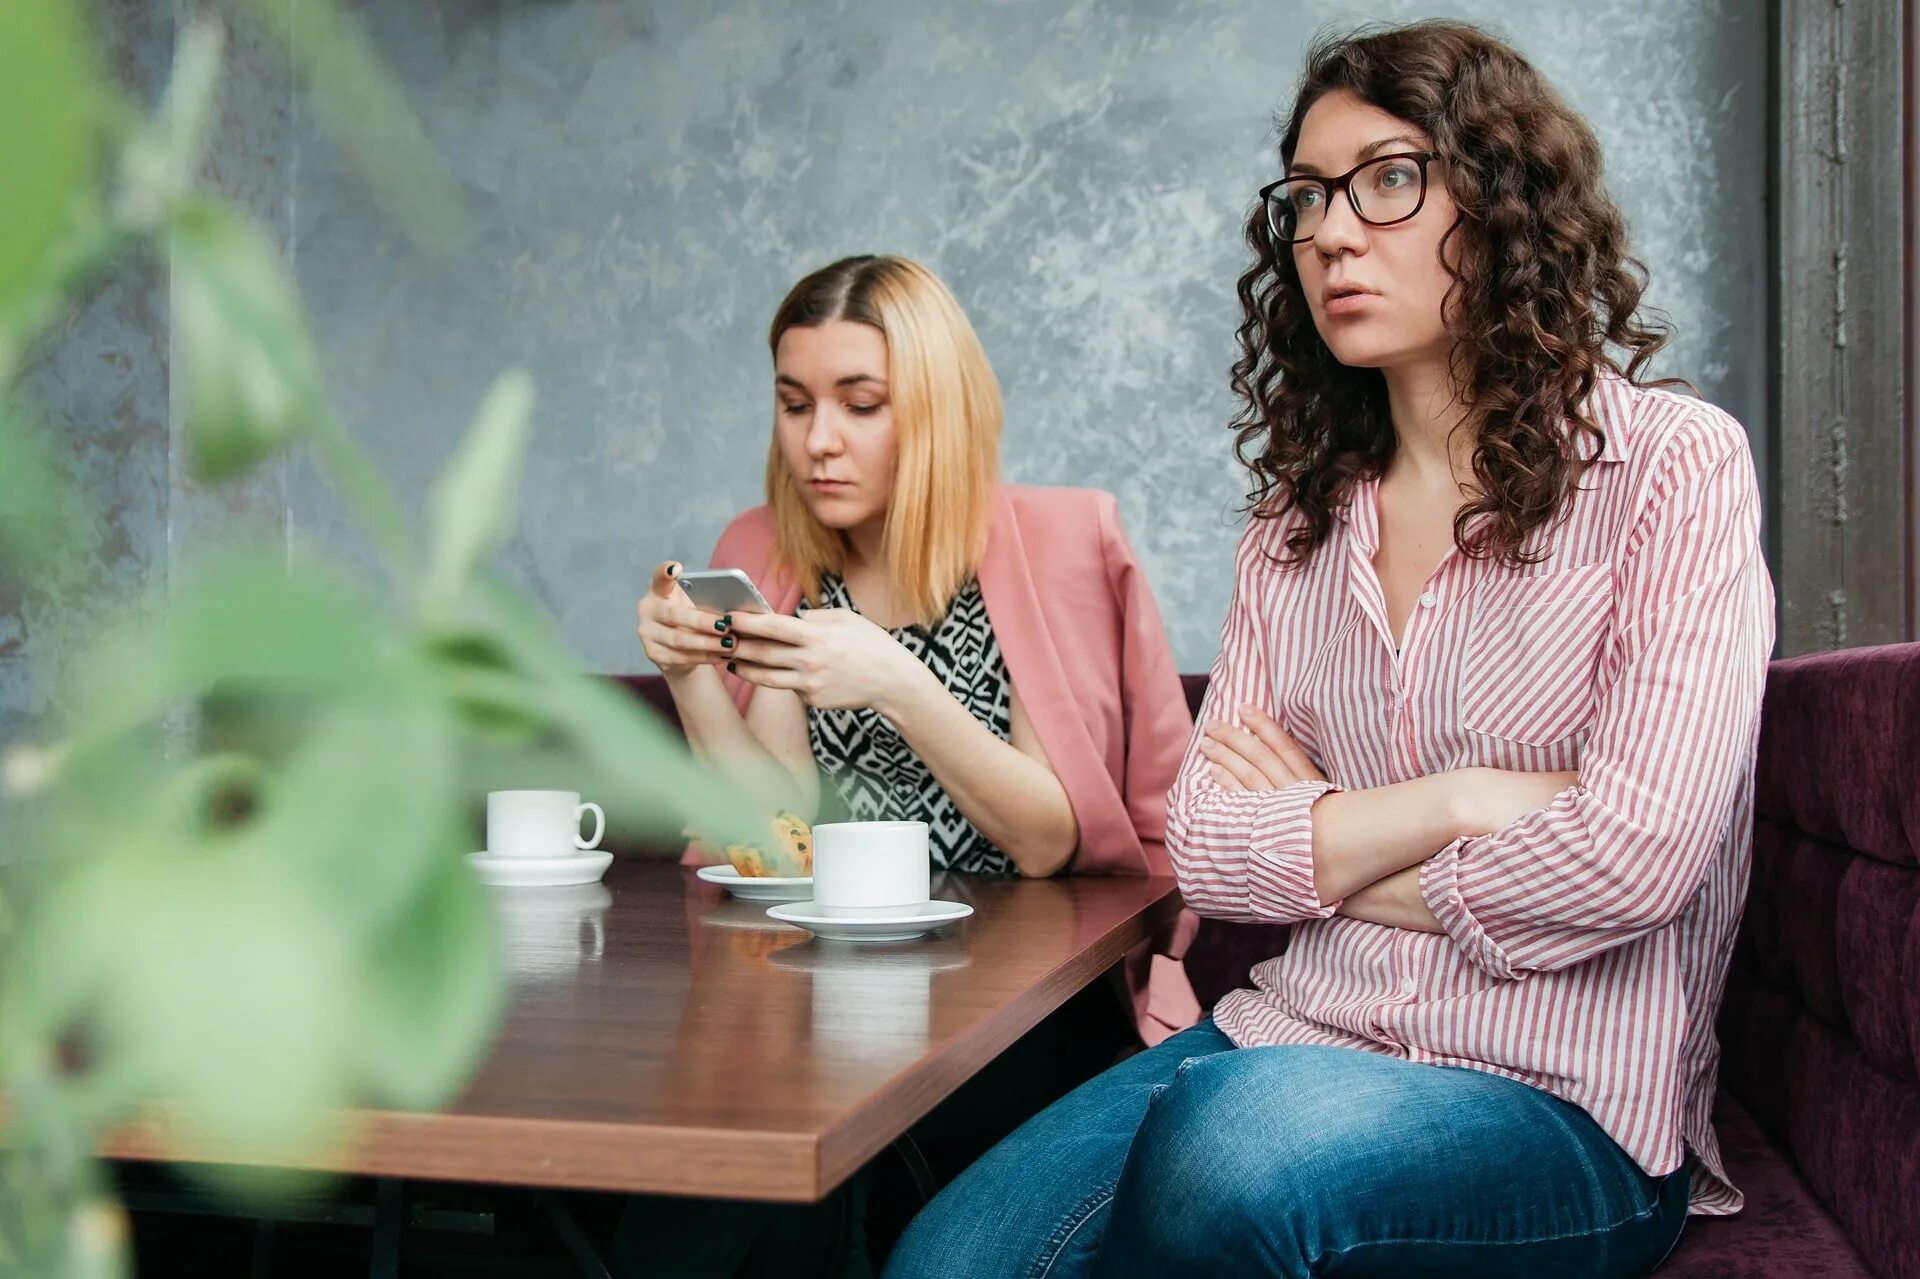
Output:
[1233, 20, 1677, 565]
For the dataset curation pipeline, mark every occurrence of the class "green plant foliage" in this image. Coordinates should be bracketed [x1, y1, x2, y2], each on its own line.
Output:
[168, 199, 326, 481]
[0, 5, 769, 1275]
[0, 0, 99, 317]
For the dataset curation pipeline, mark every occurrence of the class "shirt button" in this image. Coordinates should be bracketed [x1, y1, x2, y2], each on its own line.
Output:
[1418, 591, 1438, 608]
[1400, 976, 1417, 995]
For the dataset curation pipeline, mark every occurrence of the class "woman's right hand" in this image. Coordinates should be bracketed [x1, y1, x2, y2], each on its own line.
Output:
[636, 561, 732, 679]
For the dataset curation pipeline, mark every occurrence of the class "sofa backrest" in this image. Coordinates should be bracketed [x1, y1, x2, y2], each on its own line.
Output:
[1714, 642, 1920, 1279]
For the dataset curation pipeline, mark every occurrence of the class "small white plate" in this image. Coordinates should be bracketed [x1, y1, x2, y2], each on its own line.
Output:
[764, 899, 973, 942]
[695, 864, 815, 902]
[467, 849, 613, 888]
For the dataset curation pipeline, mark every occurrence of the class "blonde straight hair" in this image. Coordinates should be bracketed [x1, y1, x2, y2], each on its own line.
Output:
[765, 256, 1002, 627]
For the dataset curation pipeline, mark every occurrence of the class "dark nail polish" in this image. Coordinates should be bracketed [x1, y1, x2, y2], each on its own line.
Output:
[714, 617, 729, 632]
[727, 661, 737, 674]
[721, 635, 734, 649]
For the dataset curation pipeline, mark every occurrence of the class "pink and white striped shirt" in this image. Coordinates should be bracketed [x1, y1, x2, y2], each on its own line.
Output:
[1169, 375, 1774, 1215]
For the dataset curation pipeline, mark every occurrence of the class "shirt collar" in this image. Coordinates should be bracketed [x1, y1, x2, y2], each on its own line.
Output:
[1578, 370, 1637, 465]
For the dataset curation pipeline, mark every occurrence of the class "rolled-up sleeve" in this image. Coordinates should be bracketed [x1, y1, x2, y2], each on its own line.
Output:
[1420, 421, 1773, 980]
[1166, 523, 1343, 925]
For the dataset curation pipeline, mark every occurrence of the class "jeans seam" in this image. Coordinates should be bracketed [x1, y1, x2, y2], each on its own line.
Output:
[1313, 1169, 1684, 1263]
[1028, 1183, 1115, 1279]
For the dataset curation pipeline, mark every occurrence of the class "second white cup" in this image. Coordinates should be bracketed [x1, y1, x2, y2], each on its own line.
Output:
[487, 789, 605, 860]
[810, 820, 930, 918]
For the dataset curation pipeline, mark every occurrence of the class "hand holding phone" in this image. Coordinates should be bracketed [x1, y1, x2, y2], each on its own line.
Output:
[637, 561, 756, 677]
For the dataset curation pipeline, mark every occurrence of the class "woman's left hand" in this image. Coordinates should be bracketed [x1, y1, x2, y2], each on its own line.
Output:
[722, 608, 929, 714]
[1200, 705, 1327, 791]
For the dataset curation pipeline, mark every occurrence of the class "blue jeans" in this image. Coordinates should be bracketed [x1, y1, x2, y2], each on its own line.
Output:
[883, 1020, 1688, 1278]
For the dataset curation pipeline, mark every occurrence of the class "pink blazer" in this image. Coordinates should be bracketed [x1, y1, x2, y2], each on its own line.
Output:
[684, 484, 1203, 1044]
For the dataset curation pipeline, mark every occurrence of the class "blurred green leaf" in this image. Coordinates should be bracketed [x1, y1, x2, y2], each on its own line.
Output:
[91, 849, 357, 1162]
[421, 371, 534, 616]
[224, 0, 465, 248]
[6, 822, 357, 1167]
[0, 0, 100, 316]
[0, 213, 124, 386]
[349, 851, 502, 1111]
[70, 555, 389, 759]
[243, 698, 458, 938]
[0, 404, 79, 578]
[117, 19, 225, 230]
[0, 1074, 130, 1279]
[168, 198, 324, 481]
[421, 629, 553, 744]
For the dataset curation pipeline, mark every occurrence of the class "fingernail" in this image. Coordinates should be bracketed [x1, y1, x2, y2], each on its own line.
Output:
[727, 661, 737, 674]
[721, 636, 734, 649]
[714, 617, 730, 632]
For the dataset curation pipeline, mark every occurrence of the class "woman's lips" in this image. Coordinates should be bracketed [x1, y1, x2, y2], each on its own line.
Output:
[1322, 290, 1378, 317]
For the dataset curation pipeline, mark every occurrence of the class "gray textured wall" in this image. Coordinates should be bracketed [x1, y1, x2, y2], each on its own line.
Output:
[5, 0, 1768, 738]
[1, 0, 173, 749]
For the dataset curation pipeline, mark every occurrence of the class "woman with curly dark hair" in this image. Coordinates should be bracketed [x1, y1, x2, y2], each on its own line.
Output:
[884, 20, 1772, 1279]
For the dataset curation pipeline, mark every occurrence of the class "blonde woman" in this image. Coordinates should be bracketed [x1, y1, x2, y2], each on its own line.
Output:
[636, 255, 1200, 1044]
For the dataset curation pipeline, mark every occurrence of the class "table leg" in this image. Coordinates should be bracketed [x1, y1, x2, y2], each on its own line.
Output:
[890, 1134, 939, 1205]
[370, 1178, 404, 1279]
[248, 1220, 274, 1279]
[540, 1193, 613, 1279]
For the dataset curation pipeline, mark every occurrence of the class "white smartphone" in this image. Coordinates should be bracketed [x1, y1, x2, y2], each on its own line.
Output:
[675, 567, 772, 615]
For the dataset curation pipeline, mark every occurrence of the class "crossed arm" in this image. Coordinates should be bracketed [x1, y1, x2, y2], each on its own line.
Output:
[1197, 708, 1573, 933]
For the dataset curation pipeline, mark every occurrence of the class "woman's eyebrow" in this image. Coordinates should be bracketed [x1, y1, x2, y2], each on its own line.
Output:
[775, 373, 887, 391]
[1288, 134, 1428, 176]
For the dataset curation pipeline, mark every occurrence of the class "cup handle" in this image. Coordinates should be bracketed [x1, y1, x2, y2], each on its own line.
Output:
[576, 801, 606, 850]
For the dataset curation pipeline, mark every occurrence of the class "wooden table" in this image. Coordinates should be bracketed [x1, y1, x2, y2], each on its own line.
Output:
[106, 860, 1183, 1204]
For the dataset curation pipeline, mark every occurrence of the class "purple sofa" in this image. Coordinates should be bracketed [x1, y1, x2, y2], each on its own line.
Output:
[619, 641, 1920, 1277]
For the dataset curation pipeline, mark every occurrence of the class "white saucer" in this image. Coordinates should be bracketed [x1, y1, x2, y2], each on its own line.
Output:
[764, 899, 973, 942]
[467, 849, 613, 888]
[695, 864, 814, 903]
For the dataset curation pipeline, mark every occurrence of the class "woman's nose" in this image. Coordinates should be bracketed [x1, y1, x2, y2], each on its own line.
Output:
[805, 410, 843, 457]
[1312, 190, 1369, 257]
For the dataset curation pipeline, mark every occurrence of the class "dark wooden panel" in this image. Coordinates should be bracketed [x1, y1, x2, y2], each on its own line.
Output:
[1775, 0, 1909, 653]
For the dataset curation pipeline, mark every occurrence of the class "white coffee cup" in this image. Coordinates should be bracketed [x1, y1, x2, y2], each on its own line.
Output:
[810, 820, 930, 919]
[486, 789, 605, 860]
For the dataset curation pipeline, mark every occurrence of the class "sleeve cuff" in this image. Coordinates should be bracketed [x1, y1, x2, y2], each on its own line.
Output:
[1420, 837, 1518, 980]
[1247, 778, 1343, 920]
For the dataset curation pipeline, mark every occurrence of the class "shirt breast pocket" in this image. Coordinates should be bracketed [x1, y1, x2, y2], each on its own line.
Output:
[1458, 562, 1615, 746]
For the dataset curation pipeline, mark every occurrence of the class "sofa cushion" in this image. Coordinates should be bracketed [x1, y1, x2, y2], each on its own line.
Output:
[1658, 1095, 1875, 1277]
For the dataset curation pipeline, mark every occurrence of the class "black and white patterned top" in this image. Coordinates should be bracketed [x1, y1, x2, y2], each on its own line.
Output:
[799, 573, 1014, 875]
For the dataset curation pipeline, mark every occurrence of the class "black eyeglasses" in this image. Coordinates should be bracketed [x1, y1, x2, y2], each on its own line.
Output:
[1260, 151, 1442, 244]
